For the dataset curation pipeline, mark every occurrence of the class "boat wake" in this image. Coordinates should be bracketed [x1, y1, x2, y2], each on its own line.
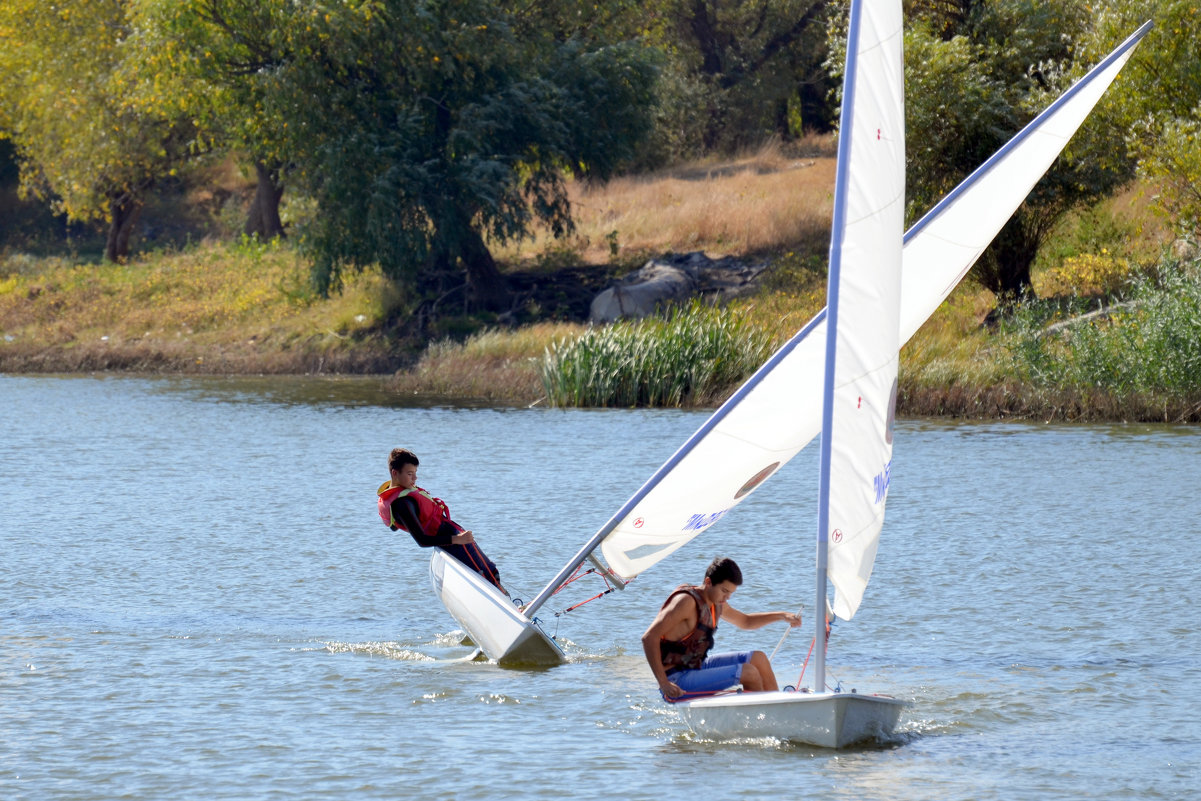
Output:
[320, 640, 436, 660]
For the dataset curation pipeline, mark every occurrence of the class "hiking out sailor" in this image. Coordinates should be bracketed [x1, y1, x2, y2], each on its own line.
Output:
[377, 447, 506, 594]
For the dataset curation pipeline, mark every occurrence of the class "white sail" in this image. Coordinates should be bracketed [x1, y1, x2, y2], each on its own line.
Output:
[819, 0, 905, 622]
[521, 20, 1150, 619]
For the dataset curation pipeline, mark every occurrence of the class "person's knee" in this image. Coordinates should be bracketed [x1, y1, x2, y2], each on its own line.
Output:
[740, 662, 765, 691]
[747, 651, 779, 691]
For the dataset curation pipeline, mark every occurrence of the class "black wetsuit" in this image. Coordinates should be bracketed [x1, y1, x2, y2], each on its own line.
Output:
[390, 495, 502, 589]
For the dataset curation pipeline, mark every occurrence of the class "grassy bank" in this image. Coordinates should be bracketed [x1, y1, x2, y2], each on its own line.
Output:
[0, 237, 408, 374]
[3, 142, 1199, 421]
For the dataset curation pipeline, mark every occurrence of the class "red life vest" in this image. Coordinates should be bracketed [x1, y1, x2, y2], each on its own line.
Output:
[659, 585, 719, 672]
[376, 482, 462, 536]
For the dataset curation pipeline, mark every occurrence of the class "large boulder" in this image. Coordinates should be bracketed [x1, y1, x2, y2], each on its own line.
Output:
[589, 252, 768, 324]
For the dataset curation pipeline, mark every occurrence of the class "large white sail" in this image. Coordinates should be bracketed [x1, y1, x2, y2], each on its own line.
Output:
[521, 20, 1150, 619]
[819, 0, 905, 622]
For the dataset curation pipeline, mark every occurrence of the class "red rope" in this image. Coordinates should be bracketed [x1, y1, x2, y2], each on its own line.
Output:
[549, 566, 627, 614]
[793, 621, 832, 690]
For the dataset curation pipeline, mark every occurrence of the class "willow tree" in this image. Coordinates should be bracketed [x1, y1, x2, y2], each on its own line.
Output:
[273, 0, 659, 311]
[0, 0, 207, 262]
[898, 0, 1134, 298]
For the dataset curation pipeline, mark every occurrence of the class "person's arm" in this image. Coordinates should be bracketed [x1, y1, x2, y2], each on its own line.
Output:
[720, 604, 801, 631]
[392, 497, 455, 547]
[640, 595, 691, 699]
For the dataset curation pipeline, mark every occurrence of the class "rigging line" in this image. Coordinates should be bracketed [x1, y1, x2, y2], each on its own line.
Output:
[793, 635, 818, 689]
[768, 604, 805, 662]
[549, 567, 627, 616]
[551, 566, 592, 594]
[559, 587, 616, 615]
[793, 616, 832, 689]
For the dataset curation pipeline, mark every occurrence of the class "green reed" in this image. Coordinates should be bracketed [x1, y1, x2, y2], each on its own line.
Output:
[1007, 256, 1201, 397]
[539, 300, 775, 407]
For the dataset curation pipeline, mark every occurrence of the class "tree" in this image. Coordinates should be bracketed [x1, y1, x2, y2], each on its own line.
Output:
[138, 0, 306, 240]
[1085, 0, 1201, 237]
[0, 0, 207, 262]
[272, 0, 659, 311]
[897, 0, 1133, 298]
[647, 0, 836, 158]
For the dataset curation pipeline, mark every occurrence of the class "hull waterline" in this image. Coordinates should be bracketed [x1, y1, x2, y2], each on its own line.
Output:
[679, 690, 905, 748]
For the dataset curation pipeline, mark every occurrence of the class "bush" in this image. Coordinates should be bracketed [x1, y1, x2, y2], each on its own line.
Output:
[1007, 256, 1201, 395]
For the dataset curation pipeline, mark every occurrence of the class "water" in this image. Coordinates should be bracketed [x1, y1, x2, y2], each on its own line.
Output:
[2, 374, 1198, 800]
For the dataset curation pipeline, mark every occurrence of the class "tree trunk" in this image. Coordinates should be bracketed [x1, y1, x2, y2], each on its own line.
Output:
[797, 79, 834, 133]
[244, 161, 285, 239]
[981, 216, 1039, 300]
[460, 226, 511, 312]
[105, 193, 142, 263]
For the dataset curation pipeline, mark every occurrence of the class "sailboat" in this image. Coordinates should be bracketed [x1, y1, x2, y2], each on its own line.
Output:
[428, 6, 1153, 731]
[677, 0, 907, 745]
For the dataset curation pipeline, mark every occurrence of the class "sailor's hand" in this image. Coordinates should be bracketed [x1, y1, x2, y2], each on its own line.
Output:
[781, 612, 802, 627]
[452, 530, 475, 544]
[661, 681, 683, 700]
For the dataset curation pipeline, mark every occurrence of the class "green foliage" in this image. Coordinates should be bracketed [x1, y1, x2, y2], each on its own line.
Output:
[1085, 0, 1201, 236]
[892, 0, 1133, 297]
[1007, 254, 1201, 395]
[901, 27, 1012, 217]
[138, 0, 297, 164]
[0, 0, 209, 257]
[259, 0, 659, 299]
[539, 300, 774, 407]
[641, 0, 835, 161]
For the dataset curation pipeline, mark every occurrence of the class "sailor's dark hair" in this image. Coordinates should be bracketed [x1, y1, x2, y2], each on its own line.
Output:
[389, 448, 419, 472]
[705, 556, 743, 586]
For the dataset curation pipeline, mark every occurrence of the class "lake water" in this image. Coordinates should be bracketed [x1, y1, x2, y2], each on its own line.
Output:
[2, 374, 1198, 800]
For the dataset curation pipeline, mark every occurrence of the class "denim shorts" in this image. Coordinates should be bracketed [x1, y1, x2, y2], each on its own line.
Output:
[665, 651, 751, 697]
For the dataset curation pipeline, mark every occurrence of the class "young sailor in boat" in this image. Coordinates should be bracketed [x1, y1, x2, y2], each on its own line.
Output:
[641, 556, 801, 700]
[377, 447, 507, 595]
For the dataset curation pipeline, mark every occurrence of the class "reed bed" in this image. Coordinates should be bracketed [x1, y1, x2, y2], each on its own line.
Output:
[539, 300, 775, 407]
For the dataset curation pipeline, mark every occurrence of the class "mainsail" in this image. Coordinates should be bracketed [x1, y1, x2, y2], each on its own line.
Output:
[818, 0, 905, 622]
[522, 20, 1151, 620]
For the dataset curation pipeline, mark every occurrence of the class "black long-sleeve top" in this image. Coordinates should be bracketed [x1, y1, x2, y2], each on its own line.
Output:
[391, 496, 459, 547]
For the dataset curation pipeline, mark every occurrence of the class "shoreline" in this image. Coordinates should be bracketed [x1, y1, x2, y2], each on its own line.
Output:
[6, 347, 1200, 423]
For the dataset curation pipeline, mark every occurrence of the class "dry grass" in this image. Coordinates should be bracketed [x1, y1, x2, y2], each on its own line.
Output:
[391, 322, 585, 403]
[494, 139, 837, 266]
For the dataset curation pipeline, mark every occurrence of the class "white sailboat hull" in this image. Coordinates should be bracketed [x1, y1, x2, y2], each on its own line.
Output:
[429, 550, 565, 667]
[679, 690, 905, 748]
